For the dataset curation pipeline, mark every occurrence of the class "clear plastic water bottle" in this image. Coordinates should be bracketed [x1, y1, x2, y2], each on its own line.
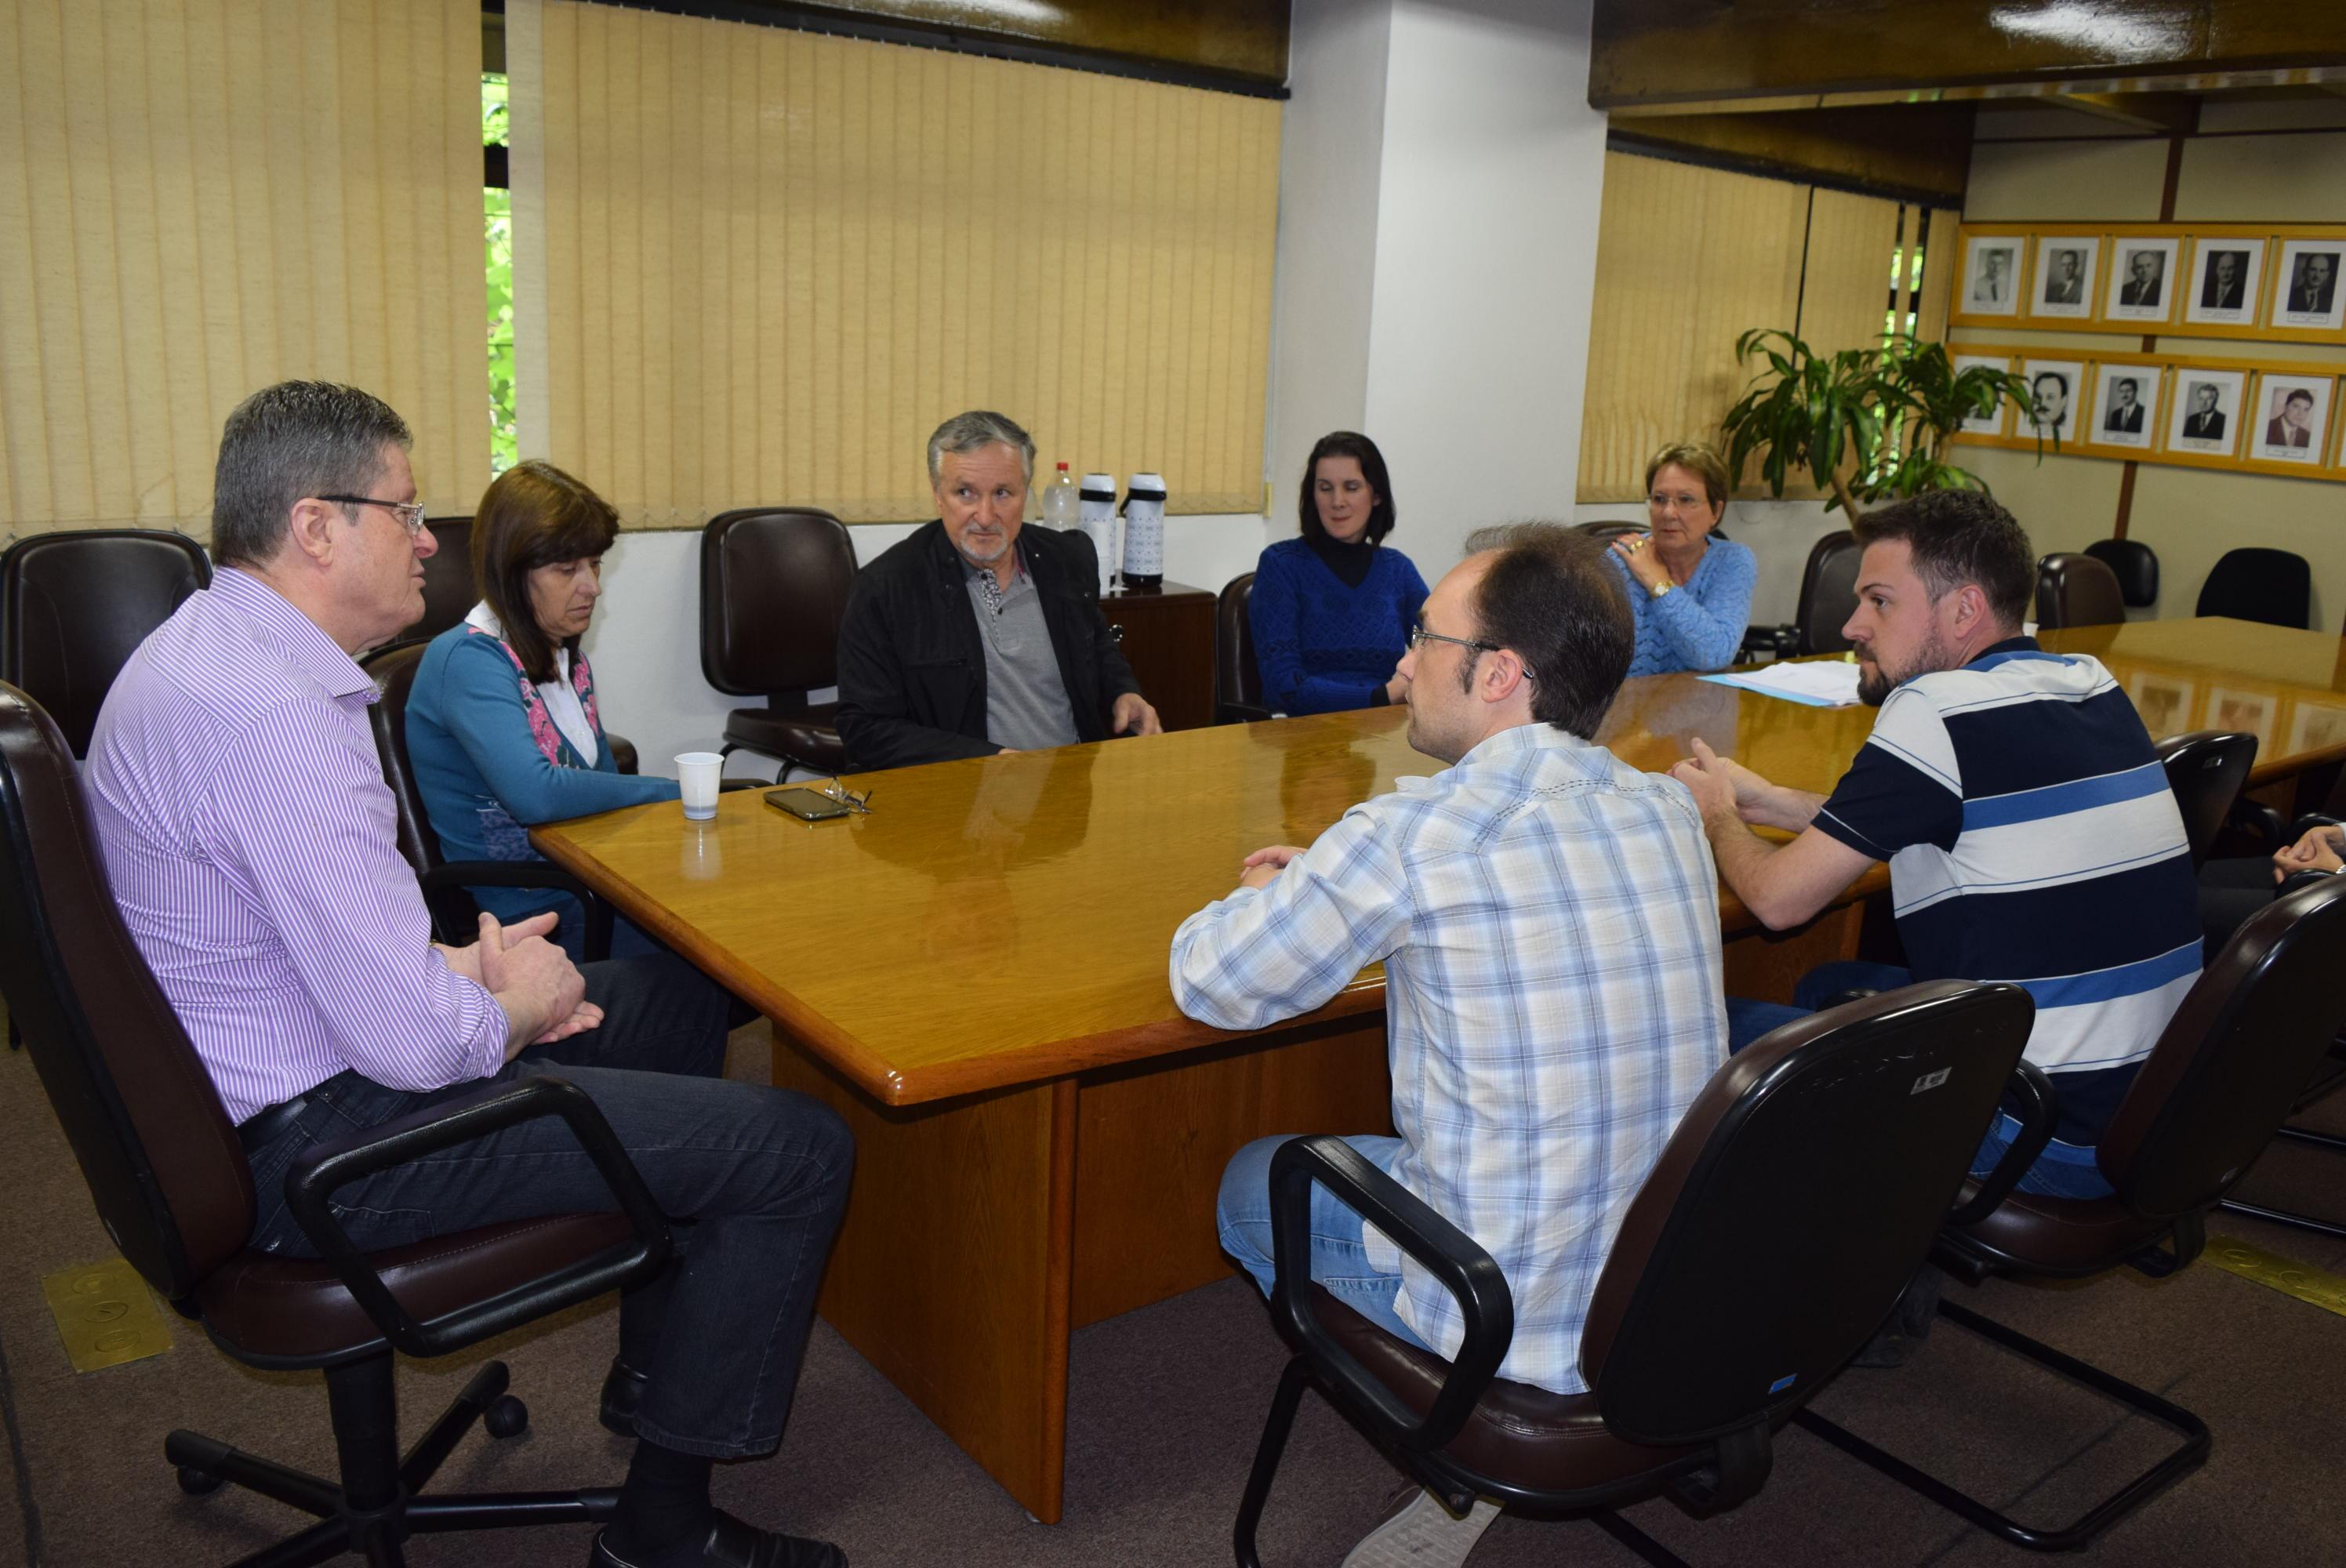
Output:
[1040, 462, 1081, 529]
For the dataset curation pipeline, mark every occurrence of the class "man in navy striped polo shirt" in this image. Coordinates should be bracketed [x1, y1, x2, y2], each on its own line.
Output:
[1675, 490, 2200, 1197]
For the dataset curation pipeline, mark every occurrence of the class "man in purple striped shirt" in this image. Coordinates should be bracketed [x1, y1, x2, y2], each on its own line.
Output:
[86, 383, 854, 1568]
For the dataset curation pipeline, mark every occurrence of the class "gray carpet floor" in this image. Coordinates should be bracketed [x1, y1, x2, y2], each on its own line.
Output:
[3, 1018, 2344, 1567]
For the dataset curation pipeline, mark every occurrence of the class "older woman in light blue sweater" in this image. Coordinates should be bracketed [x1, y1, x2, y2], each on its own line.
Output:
[1607, 443, 1757, 677]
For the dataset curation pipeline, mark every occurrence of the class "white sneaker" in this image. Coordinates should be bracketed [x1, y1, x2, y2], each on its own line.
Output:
[1338, 1486, 1502, 1567]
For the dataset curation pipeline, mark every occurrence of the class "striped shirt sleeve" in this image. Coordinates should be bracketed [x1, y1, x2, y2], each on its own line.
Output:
[1814, 687, 1964, 860]
[194, 698, 508, 1092]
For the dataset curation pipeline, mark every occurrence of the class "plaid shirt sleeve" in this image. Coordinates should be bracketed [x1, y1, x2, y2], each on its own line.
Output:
[1169, 803, 1416, 1033]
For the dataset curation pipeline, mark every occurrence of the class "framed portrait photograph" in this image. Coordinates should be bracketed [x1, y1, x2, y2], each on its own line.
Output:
[2126, 673, 2196, 740]
[2021, 359, 2086, 445]
[2089, 366, 2159, 451]
[1961, 234, 2025, 318]
[2105, 238, 2180, 324]
[1952, 354, 2014, 435]
[2183, 238, 2265, 328]
[2028, 238, 2099, 321]
[2250, 373, 2334, 465]
[2208, 688, 2279, 755]
[2287, 702, 2346, 759]
[2166, 368, 2246, 457]
[2271, 240, 2345, 332]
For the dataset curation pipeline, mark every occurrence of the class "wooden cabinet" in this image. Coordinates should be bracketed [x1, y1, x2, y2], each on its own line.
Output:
[1098, 580, 1215, 731]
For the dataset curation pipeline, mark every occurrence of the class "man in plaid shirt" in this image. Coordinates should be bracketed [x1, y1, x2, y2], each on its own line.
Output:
[1171, 524, 1725, 1566]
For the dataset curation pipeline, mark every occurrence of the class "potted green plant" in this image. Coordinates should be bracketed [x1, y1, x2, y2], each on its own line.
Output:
[1720, 328, 2042, 521]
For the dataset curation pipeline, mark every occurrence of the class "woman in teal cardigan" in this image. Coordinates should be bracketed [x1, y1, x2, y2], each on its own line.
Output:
[406, 460, 677, 960]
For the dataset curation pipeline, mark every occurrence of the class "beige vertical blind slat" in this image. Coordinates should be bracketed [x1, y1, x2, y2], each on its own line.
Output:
[0, 0, 489, 539]
[1576, 153, 1806, 504]
[514, 0, 1280, 527]
[1913, 205, 1964, 347]
[1577, 154, 1937, 504]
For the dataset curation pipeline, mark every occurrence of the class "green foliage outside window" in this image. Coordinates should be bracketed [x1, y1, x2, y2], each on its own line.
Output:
[485, 75, 516, 474]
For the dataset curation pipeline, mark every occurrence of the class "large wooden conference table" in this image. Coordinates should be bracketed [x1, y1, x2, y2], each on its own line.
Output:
[535, 615, 2346, 1522]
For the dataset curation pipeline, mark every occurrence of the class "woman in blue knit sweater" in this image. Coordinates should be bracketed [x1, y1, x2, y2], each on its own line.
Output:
[1607, 443, 1758, 677]
[405, 461, 677, 959]
[1249, 431, 1429, 715]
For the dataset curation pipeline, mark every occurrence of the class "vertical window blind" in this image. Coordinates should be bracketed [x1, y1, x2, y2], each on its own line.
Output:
[1576, 149, 1960, 503]
[0, 0, 490, 539]
[508, 0, 1282, 527]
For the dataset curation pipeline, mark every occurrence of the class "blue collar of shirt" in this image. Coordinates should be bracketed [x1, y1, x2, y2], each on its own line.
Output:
[1966, 635, 2072, 672]
[210, 566, 376, 703]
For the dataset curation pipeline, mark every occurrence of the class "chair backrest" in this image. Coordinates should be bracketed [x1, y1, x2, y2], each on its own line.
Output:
[699, 509, 857, 697]
[2034, 552, 2128, 630]
[2084, 539, 2158, 608]
[2196, 546, 2312, 629]
[1575, 521, 1645, 542]
[359, 642, 441, 877]
[2152, 730, 2257, 869]
[0, 682, 253, 1301]
[1794, 530, 1861, 655]
[1578, 982, 2032, 1445]
[0, 529, 211, 757]
[413, 515, 476, 644]
[1216, 572, 1262, 711]
[2099, 874, 2346, 1218]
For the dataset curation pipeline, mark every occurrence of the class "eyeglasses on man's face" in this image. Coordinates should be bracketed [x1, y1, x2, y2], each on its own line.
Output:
[318, 495, 430, 537]
[1407, 625, 1499, 656]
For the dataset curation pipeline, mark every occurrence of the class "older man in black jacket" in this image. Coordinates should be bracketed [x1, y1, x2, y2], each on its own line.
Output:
[836, 410, 1162, 770]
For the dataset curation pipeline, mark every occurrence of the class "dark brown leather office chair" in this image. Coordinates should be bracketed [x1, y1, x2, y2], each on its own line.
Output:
[416, 514, 477, 642]
[0, 528, 211, 757]
[1215, 573, 1273, 724]
[1574, 521, 1645, 543]
[2033, 552, 2127, 630]
[359, 642, 615, 961]
[701, 508, 855, 779]
[0, 680, 669, 1566]
[2084, 539, 2157, 609]
[1235, 982, 2036, 1567]
[1799, 875, 2346, 1552]
[2152, 730, 2257, 869]
[1793, 530, 1861, 655]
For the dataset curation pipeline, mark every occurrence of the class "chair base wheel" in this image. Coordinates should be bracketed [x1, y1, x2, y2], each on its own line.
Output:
[176, 1464, 226, 1497]
[485, 1394, 529, 1439]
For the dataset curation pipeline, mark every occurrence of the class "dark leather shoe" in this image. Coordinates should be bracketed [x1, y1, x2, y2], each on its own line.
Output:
[598, 1359, 648, 1437]
[590, 1512, 847, 1568]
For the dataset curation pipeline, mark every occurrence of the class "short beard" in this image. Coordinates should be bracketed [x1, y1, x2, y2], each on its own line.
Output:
[1857, 625, 1952, 707]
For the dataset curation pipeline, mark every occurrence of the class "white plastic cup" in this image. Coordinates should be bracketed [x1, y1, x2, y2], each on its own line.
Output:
[676, 752, 724, 820]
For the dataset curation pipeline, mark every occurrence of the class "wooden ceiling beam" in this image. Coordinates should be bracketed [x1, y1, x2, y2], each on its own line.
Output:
[2054, 91, 2201, 135]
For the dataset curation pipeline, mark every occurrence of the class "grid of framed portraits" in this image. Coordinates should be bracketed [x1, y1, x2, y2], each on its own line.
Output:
[1949, 344, 2346, 481]
[2123, 670, 2346, 761]
[1952, 223, 2346, 344]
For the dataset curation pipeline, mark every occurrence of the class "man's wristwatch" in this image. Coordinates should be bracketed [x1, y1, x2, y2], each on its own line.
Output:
[1648, 579, 1673, 601]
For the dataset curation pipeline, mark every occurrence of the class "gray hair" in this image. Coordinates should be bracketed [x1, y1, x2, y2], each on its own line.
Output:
[926, 409, 1035, 486]
[212, 382, 412, 568]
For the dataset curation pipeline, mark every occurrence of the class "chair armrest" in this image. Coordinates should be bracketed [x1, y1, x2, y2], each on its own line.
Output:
[284, 1073, 670, 1359]
[2287, 812, 2343, 844]
[1267, 1137, 1513, 1453]
[2279, 868, 2340, 897]
[1216, 701, 1276, 725]
[423, 861, 615, 963]
[608, 733, 638, 775]
[1946, 1059, 2057, 1228]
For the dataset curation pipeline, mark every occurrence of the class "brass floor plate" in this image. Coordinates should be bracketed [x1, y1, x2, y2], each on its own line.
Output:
[39, 1258, 172, 1373]
[2203, 1233, 2346, 1319]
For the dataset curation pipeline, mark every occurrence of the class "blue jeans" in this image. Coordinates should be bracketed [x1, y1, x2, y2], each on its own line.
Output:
[1722, 960, 2114, 1199]
[1218, 1134, 1431, 1352]
[244, 951, 853, 1458]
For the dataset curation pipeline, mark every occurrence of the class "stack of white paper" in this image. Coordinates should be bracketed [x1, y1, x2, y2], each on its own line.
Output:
[1700, 660, 1865, 708]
